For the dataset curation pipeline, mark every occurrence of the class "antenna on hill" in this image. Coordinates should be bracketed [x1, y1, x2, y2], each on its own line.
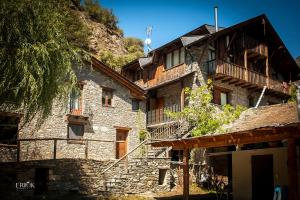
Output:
[145, 26, 152, 53]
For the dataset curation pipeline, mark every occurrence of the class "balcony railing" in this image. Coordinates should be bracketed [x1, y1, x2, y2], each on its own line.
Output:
[147, 104, 181, 126]
[137, 63, 195, 89]
[207, 60, 290, 95]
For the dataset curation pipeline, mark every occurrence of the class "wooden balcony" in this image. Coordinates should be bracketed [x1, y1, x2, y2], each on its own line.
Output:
[235, 35, 268, 58]
[147, 104, 181, 126]
[137, 64, 195, 89]
[208, 61, 290, 96]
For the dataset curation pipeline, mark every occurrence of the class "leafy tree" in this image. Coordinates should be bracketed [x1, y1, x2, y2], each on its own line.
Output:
[82, 0, 121, 34]
[0, 0, 89, 125]
[166, 80, 246, 136]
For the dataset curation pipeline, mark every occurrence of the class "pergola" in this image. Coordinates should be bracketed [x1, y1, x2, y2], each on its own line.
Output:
[151, 122, 300, 200]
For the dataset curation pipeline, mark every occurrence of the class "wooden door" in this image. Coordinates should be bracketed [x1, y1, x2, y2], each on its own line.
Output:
[116, 129, 128, 159]
[251, 155, 274, 200]
[156, 97, 164, 123]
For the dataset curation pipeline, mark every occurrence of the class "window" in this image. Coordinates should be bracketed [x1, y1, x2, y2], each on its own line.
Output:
[213, 87, 230, 105]
[220, 92, 228, 105]
[165, 47, 185, 69]
[133, 69, 142, 82]
[158, 169, 168, 185]
[68, 124, 84, 142]
[132, 99, 140, 111]
[70, 85, 83, 115]
[102, 88, 113, 107]
[0, 114, 19, 144]
[249, 96, 255, 107]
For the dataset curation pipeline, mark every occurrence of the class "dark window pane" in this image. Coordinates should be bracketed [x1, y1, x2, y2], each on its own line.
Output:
[68, 124, 84, 139]
[132, 99, 140, 111]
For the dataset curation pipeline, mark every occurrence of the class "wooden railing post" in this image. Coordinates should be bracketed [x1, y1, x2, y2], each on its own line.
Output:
[53, 139, 57, 160]
[244, 50, 248, 81]
[85, 140, 89, 159]
[17, 140, 20, 163]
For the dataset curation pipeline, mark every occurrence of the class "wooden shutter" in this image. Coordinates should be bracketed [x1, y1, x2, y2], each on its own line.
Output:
[213, 89, 221, 105]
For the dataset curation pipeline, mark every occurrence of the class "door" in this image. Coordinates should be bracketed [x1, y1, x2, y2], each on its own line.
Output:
[34, 168, 48, 195]
[251, 155, 274, 200]
[155, 97, 164, 123]
[116, 129, 128, 159]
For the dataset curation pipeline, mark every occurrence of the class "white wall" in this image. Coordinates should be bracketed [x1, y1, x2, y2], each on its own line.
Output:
[232, 147, 288, 200]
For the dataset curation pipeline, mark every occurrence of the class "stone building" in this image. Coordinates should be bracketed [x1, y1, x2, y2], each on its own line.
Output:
[0, 14, 299, 198]
[0, 57, 171, 197]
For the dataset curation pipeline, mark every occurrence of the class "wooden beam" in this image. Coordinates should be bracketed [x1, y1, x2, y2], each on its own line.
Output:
[221, 77, 234, 83]
[181, 80, 185, 111]
[244, 50, 248, 81]
[235, 82, 246, 87]
[241, 83, 252, 88]
[228, 80, 240, 85]
[183, 148, 189, 200]
[288, 138, 298, 200]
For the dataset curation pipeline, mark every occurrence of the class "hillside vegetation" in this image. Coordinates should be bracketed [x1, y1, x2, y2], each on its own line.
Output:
[73, 0, 144, 70]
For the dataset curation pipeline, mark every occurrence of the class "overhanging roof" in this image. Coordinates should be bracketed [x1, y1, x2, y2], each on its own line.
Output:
[150, 103, 300, 149]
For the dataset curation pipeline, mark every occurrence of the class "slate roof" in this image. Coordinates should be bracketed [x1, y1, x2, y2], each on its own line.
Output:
[221, 103, 298, 134]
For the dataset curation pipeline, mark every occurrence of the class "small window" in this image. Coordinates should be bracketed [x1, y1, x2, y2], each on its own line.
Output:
[132, 99, 140, 111]
[173, 49, 180, 66]
[68, 124, 84, 142]
[166, 52, 172, 69]
[70, 85, 83, 115]
[220, 92, 228, 105]
[165, 47, 186, 69]
[158, 169, 167, 185]
[180, 47, 185, 63]
[249, 96, 255, 107]
[213, 88, 230, 105]
[102, 89, 113, 107]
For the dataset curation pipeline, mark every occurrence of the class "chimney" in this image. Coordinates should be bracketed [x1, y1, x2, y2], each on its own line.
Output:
[214, 6, 219, 32]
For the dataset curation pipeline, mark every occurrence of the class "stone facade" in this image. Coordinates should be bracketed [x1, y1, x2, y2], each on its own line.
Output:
[18, 64, 147, 161]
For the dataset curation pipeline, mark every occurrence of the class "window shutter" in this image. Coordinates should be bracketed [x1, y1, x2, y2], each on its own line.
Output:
[173, 49, 179, 66]
[180, 47, 185, 63]
[166, 53, 172, 69]
[213, 89, 221, 105]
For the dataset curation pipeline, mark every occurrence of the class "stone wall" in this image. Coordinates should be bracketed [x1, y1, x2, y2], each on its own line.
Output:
[18, 65, 147, 161]
[0, 157, 171, 199]
[0, 145, 17, 162]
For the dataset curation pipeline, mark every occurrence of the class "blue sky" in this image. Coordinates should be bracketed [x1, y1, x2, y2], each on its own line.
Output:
[100, 0, 300, 58]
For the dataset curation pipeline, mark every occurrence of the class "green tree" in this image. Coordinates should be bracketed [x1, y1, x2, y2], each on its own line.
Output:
[82, 0, 121, 34]
[166, 80, 246, 136]
[0, 0, 89, 125]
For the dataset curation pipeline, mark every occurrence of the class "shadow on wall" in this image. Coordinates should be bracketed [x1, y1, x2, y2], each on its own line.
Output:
[0, 159, 117, 200]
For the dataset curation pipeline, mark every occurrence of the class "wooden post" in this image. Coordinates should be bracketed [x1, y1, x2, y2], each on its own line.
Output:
[53, 139, 57, 160]
[244, 50, 248, 81]
[288, 138, 298, 200]
[85, 140, 89, 159]
[265, 46, 270, 88]
[183, 148, 189, 200]
[17, 140, 20, 163]
[181, 81, 185, 111]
